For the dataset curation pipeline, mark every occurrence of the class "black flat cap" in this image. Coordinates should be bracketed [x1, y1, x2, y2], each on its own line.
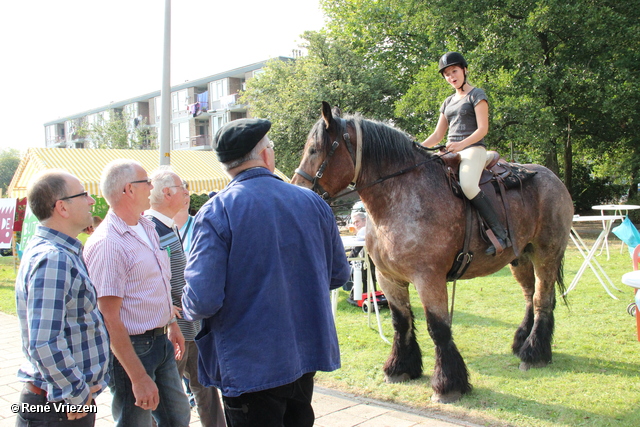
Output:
[214, 118, 271, 163]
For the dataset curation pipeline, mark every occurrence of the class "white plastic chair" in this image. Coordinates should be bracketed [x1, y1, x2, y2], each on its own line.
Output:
[621, 244, 640, 341]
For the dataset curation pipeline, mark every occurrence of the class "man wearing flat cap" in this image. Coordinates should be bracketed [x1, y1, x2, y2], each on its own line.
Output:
[182, 118, 350, 427]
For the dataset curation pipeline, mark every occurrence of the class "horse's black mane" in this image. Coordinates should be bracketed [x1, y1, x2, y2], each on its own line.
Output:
[309, 113, 436, 180]
[348, 115, 431, 171]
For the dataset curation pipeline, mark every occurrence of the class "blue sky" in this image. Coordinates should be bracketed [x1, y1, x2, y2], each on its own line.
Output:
[0, 0, 325, 152]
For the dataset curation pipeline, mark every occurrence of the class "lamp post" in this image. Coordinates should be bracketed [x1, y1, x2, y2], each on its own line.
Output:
[159, 0, 171, 165]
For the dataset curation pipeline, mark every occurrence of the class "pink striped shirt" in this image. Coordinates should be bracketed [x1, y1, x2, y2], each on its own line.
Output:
[84, 210, 173, 335]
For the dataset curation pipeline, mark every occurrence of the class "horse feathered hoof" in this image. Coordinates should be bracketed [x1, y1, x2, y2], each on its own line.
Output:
[431, 390, 462, 404]
[519, 360, 549, 371]
[384, 373, 411, 383]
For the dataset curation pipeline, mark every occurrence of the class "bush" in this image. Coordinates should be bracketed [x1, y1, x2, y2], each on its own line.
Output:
[626, 193, 640, 224]
[189, 193, 210, 215]
[571, 163, 625, 214]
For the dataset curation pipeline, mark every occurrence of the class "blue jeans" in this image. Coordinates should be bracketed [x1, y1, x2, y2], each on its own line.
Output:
[108, 333, 191, 427]
[15, 387, 96, 426]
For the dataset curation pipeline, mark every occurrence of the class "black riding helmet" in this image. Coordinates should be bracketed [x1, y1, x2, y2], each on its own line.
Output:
[438, 52, 468, 90]
[438, 52, 467, 74]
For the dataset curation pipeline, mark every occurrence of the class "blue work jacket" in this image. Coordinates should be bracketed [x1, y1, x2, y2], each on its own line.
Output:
[182, 167, 350, 397]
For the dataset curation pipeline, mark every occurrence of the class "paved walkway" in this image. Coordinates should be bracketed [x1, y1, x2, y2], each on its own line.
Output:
[0, 312, 477, 426]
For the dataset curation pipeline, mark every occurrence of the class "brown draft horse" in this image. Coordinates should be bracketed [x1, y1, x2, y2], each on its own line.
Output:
[291, 102, 574, 403]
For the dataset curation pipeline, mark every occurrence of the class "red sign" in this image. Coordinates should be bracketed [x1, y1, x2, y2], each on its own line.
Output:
[14, 197, 27, 231]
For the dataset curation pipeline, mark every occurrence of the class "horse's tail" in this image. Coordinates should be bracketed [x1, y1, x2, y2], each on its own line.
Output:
[556, 257, 569, 307]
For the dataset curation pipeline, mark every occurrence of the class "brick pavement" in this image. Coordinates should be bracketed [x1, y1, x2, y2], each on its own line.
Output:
[0, 312, 477, 427]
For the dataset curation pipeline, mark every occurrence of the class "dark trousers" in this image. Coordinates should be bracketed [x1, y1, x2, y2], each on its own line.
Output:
[15, 386, 96, 427]
[222, 372, 316, 427]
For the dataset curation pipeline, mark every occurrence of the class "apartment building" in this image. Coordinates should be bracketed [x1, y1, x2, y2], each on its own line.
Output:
[43, 59, 286, 150]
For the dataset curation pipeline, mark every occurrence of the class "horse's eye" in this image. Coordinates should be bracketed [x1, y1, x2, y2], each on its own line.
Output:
[308, 147, 317, 156]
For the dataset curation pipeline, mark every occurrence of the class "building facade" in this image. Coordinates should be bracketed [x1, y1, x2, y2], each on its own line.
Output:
[43, 59, 284, 151]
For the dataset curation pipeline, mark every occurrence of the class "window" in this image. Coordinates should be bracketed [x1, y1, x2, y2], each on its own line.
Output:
[154, 97, 161, 121]
[172, 90, 188, 113]
[211, 79, 228, 101]
[123, 103, 138, 119]
[66, 121, 76, 137]
[87, 114, 98, 127]
[211, 115, 227, 135]
[172, 121, 190, 146]
[45, 125, 56, 145]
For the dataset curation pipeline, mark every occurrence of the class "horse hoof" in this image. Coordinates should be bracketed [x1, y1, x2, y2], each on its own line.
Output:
[384, 373, 411, 383]
[431, 391, 462, 404]
[519, 361, 549, 371]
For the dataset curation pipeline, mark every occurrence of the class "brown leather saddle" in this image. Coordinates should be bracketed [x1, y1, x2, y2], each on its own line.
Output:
[439, 149, 537, 281]
[439, 150, 537, 197]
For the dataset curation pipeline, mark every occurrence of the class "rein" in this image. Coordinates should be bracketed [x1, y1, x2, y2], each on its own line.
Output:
[295, 118, 446, 203]
[326, 151, 445, 203]
[327, 150, 448, 206]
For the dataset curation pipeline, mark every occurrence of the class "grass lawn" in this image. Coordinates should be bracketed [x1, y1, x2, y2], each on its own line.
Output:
[0, 255, 17, 315]
[2, 228, 639, 426]
[317, 227, 640, 426]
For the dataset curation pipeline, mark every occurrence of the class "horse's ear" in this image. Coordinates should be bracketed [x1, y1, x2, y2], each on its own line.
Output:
[332, 106, 342, 118]
[321, 101, 333, 129]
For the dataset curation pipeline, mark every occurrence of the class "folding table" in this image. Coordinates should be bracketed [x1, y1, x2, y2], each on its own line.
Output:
[565, 215, 624, 299]
[592, 205, 640, 259]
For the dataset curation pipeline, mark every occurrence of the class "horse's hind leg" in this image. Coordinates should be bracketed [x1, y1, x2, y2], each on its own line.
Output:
[510, 255, 536, 355]
[511, 250, 558, 370]
[379, 277, 423, 383]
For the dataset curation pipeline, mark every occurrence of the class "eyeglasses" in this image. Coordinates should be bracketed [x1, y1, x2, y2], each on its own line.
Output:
[168, 183, 188, 191]
[260, 140, 275, 154]
[52, 191, 89, 208]
[123, 178, 152, 193]
[130, 178, 152, 185]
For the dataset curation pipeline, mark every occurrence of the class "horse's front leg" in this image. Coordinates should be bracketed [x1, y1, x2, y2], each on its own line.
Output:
[416, 277, 472, 403]
[377, 275, 423, 383]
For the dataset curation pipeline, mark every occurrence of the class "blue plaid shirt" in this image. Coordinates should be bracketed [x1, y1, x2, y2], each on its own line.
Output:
[16, 225, 110, 405]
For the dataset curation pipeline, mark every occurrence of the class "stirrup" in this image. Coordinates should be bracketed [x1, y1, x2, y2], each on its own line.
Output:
[486, 236, 511, 256]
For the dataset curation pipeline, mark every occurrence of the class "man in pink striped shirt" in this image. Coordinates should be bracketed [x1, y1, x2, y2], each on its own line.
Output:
[84, 159, 191, 427]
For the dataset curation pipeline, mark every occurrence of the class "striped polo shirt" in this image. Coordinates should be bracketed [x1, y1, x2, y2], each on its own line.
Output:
[84, 210, 173, 335]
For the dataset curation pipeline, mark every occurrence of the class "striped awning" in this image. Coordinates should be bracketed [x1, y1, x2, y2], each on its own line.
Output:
[8, 148, 290, 198]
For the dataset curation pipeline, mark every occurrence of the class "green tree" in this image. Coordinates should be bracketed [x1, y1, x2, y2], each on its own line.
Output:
[76, 110, 157, 150]
[241, 31, 399, 176]
[0, 148, 21, 196]
[325, 0, 638, 199]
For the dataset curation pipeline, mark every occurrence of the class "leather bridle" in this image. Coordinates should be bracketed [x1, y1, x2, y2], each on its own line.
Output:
[294, 118, 361, 199]
[295, 117, 444, 202]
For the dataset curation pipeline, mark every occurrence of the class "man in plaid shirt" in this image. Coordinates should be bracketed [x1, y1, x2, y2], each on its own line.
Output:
[15, 169, 110, 426]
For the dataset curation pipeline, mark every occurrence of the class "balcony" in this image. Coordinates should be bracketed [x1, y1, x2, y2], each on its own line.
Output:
[45, 136, 67, 148]
[190, 135, 211, 150]
[208, 94, 246, 113]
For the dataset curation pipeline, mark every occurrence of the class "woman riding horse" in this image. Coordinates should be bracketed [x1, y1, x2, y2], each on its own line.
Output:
[422, 52, 511, 256]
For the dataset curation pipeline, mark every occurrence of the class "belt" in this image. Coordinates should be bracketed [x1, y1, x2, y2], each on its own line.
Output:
[133, 325, 168, 337]
[25, 382, 47, 397]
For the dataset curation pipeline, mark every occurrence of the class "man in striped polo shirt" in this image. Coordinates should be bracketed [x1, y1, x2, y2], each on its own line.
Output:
[84, 159, 190, 427]
[145, 169, 224, 427]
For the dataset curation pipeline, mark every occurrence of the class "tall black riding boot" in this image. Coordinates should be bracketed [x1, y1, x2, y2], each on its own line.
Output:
[470, 191, 511, 256]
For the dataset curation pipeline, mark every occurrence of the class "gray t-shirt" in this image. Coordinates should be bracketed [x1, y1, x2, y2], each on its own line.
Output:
[440, 87, 488, 147]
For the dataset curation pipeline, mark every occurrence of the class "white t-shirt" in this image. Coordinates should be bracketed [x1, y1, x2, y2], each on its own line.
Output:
[130, 222, 153, 248]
